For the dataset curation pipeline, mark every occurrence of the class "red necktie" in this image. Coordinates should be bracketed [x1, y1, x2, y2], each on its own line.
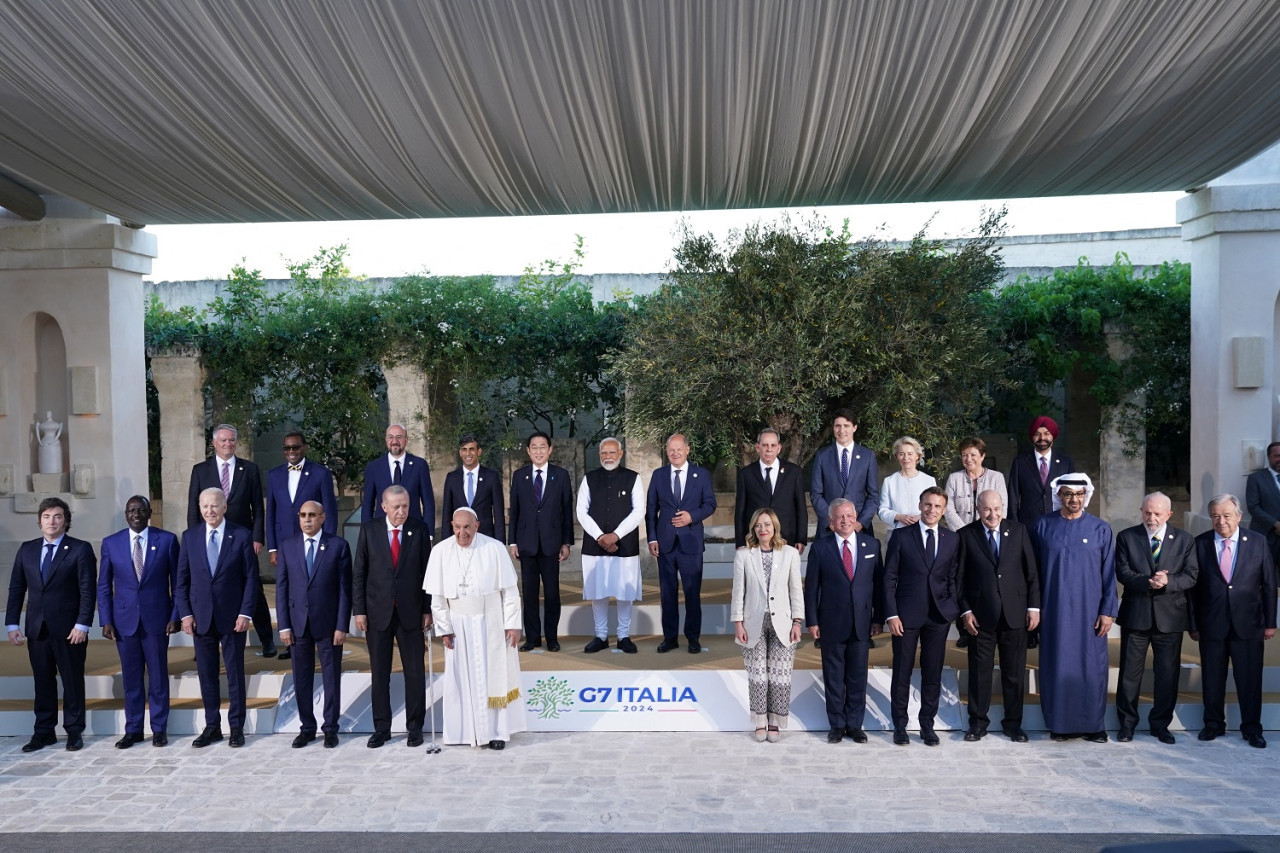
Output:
[390, 528, 401, 568]
[842, 539, 854, 581]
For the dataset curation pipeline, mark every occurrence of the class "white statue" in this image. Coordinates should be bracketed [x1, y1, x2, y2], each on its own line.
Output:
[34, 411, 63, 474]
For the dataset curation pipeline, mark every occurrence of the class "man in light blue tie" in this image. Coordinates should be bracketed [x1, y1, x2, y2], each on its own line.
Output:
[441, 434, 505, 543]
[1244, 441, 1280, 563]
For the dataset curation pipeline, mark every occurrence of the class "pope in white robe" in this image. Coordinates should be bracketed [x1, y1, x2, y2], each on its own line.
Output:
[425, 507, 527, 748]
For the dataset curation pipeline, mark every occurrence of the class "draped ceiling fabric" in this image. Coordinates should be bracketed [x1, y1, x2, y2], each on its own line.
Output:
[1, 0, 1280, 224]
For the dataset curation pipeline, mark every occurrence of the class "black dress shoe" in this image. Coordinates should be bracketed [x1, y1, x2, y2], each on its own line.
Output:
[1117, 727, 1134, 742]
[1084, 731, 1108, 744]
[407, 730, 424, 747]
[116, 732, 145, 749]
[687, 639, 702, 654]
[278, 647, 291, 660]
[893, 728, 910, 745]
[1246, 734, 1267, 749]
[488, 739, 505, 750]
[584, 637, 609, 653]
[367, 731, 390, 748]
[546, 641, 561, 652]
[826, 730, 844, 744]
[65, 734, 84, 752]
[292, 732, 316, 748]
[1003, 726, 1029, 743]
[518, 640, 541, 652]
[1027, 632, 1039, 650]
[152, 732, 168, 747]
[261, 644, 278, 659]
[1049, 732, 1072, 742]
[21, 733, 56, 753]
[846, 727, 868, 743]
[656, 638, 679, 653]
[964, 728, 986, 742]
[955, 634, 970, 649]
[616, 637, 638, 654]
[323, 733, 339, 748]
[921, 728, 940, 747]
[192, 727, 224, 748]
[1197, 727, 1224, 741]
[228, 727, 245, 747]
[1152, 729, 1176, 745]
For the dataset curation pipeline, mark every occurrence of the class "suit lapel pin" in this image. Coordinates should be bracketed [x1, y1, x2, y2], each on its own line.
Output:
[320, 545, 326, 551]
[478, 476, 483, 482]
[406, 530, 413, 537]
[779, 467, 785, 475]
[408, 460, 414, 466]
[1082, 538, 1088, 543]
[621, 490, 627, 495]
[691, 472, 698, 478]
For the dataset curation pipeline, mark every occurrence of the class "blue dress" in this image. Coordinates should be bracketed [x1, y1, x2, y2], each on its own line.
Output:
[1032, 511, 1118, 733]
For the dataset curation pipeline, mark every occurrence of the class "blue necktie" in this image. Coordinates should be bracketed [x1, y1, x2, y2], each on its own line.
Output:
[988, 528, 999, 560]
[840, 448, 849, 485]
[673, 469, 682, 504]
[207, 530, 219, 576]
[40, 543, 54, 579]
[306, 537, 316, 578]
[534, 469, 544, 504]
[466, 470, 475, 506]
[393, 459, 402, 485]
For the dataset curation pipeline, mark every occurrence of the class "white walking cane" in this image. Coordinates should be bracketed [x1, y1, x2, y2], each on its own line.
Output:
[425, 625, 441, 754]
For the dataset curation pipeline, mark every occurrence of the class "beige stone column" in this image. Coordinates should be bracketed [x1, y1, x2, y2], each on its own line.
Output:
[1096, 322, 1146, 530]
[627, 437, 665, 577]
[149, 348, 205, 531]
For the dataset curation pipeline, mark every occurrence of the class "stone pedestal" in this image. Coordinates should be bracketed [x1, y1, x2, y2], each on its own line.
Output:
[149, 348, 205, 535]
[1178, 142, 1280, 532]
[0, 201, 156, 564]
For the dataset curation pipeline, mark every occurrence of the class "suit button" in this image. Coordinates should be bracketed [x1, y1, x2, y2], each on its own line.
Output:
[769, 596, 775, 600]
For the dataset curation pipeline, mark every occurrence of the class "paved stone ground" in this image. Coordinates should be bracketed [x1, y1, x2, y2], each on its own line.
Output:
[1, 729, 1277, 836]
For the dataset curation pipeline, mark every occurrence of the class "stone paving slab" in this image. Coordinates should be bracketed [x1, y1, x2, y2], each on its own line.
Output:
[1, 729, 1278, 836]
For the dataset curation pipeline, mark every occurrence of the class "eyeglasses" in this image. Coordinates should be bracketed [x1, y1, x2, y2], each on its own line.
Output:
[298, 511, 321, 518]
[283, 444, 304, 451]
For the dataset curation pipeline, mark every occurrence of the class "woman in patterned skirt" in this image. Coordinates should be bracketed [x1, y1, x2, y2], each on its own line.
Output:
[731, 508, 804, 742]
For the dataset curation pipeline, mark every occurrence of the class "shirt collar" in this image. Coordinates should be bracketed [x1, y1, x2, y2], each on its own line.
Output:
[42, 533, 65, 548]
[836, 441, 854, 452]
[385, 519, 402, 533]
[206, 521, 226, 538]
[1147, 524, 1167, 542]
[759, 460, 776, 474]
[388, 452, 406, 464]
[1214, 529, 1240, 546]
[462, 463, 481, 473]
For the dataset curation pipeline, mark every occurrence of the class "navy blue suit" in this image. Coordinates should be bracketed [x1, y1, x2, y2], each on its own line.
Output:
[6, 535, 97, 737]
[803, 531, 883, 730]
[265, 459, 338, 551]
[175, 522, 259, 729]
[98, 526, 180, 735]
[509, 463, 574, 645]
[809, 443, 879, 532]
[1190, 530, 1277, 738]
[362, 453, 435, 536]
[442, 464, 505, 543]
[646, 463, 717, 643]
[884, 524, 960, 730]
[1006, 451, 1074, 527]
[277, 530, 352, 735]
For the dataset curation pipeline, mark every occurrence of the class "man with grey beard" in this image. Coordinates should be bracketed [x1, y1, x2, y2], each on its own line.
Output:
[577, 438, 646, 653]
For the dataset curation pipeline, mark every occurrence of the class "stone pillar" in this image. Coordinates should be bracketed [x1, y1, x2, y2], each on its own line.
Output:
[1096, 322, 1146, 530]
[380, 360, 430, 458]
[149, 348, 205, 532]
[1178, 141, 1280, 532]
[627, 437, 665, 576]
[0, 200, 157, 564]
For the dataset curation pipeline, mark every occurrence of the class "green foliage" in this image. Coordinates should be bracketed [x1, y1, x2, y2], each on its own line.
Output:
[611, 211, 1008, 465]
[986, 254, 1191, 455]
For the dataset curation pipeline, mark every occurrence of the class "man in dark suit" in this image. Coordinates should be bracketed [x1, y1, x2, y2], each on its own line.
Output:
[1007, 415, 1074, 527]
[441, 434, 505, 542]
[98, 495, 181, 748]
[361, 423, 435, 536]
[1114, 491, 1199, 744]
[809, 410, 879, 534]
[884, 486, 960, 746]
[186, 423, 276, 658]
[6, 497, 96, 753]
[508, 431, 573, 652]
[957, 489, 1040, 742]
[803, 498, 883, 743]
[265, 431, 337, 661]
[353, 484, 433, 747]
[277, 500, 352, 749]
[1189, 494, 1277, 749]
[1244, 441, 1280, 562]
[176, 487, 259, 748]
[647, 432, 717, 653]
[734, 427, 807, 553]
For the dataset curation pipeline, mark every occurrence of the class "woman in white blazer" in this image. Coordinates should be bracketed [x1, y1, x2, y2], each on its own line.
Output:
[732, 508, 804, 742]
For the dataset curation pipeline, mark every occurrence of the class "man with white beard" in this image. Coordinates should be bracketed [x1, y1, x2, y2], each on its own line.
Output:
[424, 508, 526, 749]
[577, 438, 646, 653]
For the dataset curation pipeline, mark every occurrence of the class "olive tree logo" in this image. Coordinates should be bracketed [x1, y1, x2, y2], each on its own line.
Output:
[528, 676, 575, 719]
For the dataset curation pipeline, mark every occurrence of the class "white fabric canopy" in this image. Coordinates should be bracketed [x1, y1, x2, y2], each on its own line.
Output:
[1, 0, 1279, 224]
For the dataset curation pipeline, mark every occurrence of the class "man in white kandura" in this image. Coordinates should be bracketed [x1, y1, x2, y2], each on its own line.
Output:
[424, 507, 526, 750]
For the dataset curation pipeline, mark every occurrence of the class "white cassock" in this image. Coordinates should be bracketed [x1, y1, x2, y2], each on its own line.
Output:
[424, 532, 527, 745]
[576, 474, 645, 602]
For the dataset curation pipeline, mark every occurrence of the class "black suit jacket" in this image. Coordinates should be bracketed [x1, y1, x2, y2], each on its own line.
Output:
[956, 519, 1040, 630]
[6, 535, 97, 636]
[188, 455, 265, 545]
[509, 463, 574, 556]
[1189, 530, 1277, 641]
[441, 465, 506, 543]
[1115, 524, 1198, 633]
[884, 525, 960, 627]
[803, 531, 883, 641]
[1007, 451, 1073, 527]
[352, 517, 431, 632]
[734, 460, 808, 548]
[174, 522, 259, 635]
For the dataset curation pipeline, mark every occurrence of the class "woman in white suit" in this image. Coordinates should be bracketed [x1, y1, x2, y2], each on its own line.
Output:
[732, 508, 804, 742]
